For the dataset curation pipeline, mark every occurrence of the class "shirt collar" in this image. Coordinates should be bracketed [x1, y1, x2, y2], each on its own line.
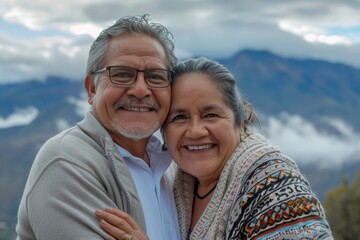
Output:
[116, 135, 172, 172]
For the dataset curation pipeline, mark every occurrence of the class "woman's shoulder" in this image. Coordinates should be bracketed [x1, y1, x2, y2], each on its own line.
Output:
[226, 153, 333, 239]
[237, 152, 302, 192]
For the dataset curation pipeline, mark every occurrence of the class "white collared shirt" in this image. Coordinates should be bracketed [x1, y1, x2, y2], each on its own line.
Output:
[116, 135, 180, 240]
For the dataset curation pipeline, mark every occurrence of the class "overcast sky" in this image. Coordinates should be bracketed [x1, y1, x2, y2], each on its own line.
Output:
[1, 0, 360, 84]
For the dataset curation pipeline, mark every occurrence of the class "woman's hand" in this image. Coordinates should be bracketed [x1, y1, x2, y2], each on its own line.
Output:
[95, 207, 149, 240]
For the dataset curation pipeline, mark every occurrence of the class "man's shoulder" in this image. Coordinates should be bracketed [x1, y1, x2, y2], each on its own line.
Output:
[35, 123, 106, 169]
[40, 124, 86, 154]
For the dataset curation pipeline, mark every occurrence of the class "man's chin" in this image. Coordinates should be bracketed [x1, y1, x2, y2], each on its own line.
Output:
[112, 122, 160, 140]
[122, 130, 153, 140]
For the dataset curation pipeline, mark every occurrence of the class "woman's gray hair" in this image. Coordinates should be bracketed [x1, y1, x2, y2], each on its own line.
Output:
[170, 57, 254, 129]
[86, 14, 177, 76]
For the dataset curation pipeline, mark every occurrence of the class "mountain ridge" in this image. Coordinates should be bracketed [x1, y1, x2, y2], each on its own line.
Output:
[219, 50, 360, 130]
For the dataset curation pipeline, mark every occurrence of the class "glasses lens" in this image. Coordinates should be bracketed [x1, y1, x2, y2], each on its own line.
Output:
[109, 67, 136, 85]
[145, 69, 170, 88]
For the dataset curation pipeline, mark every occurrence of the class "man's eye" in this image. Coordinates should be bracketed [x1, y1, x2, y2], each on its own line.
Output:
[113, 72, 134, 79]
[204, 113, 218, 118]
[147, 74, 167, 81]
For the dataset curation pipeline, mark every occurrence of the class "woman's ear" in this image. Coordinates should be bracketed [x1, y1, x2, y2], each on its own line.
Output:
[85, 75, 96, 105]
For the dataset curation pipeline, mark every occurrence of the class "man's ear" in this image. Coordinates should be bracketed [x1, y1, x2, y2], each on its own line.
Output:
[85, 75, 96, 105]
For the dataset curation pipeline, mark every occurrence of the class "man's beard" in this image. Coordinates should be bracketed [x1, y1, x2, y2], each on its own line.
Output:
[111, 119, 160, 140]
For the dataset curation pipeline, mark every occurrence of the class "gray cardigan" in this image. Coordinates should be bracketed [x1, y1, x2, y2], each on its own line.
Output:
[16, 112, 147, 239]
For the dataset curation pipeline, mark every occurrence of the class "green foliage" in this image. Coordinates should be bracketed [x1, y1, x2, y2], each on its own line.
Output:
[324, 172, 360, 239]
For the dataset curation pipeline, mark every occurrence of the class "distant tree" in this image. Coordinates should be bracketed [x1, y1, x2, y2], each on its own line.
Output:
[324, 172, 360, 239]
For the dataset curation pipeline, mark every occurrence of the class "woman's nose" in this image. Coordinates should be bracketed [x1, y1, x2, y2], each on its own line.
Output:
[185, 119, 208, 138]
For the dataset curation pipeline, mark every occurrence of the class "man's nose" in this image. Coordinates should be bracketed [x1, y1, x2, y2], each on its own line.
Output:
[127, 73, 151, 98]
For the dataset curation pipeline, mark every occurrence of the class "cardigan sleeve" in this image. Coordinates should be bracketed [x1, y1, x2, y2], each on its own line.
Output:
[17, 159, 116, 240]
[226, 158, 334, 240]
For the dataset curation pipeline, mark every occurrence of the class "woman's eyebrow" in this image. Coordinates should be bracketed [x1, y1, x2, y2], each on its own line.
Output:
[168, 108, 186, 116]
[169, 104, 224, 114]
[202, 104, 224, 112]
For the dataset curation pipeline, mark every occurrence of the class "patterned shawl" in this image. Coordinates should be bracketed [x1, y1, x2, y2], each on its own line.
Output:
[173, 132, 333, 240]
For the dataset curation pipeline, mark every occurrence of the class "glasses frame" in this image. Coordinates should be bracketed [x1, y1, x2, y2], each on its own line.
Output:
[92, 66, 172, 88]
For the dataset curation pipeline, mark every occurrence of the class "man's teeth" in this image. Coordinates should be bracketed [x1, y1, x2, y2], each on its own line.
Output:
[187, 144, 213, 150]
[123, 107, 151, 112]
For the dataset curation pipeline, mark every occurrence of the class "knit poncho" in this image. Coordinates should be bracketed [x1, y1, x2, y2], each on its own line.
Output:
[173, 132, 333, 240]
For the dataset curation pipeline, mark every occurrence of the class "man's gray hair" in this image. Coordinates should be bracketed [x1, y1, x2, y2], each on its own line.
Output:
[86, 14, 177, 76]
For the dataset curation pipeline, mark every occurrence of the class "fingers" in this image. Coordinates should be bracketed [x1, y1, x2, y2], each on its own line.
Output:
[104, 208, 142, 230]
[98, 218, 127, 240]
[96, 208, 149, 240]
[96, 209, 132, 234]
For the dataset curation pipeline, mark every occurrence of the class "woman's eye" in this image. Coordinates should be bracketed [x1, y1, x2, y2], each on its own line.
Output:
[172, 114, 187, 121]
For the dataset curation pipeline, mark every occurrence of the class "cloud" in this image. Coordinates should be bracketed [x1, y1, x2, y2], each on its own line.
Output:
[263, 112, 360, 167]
[1, 0, 360, 83]
[67, 94, 90, 117]
[55, 118, 71, 132]
[0, 32, 90, 83]
[0, 106, 39, 128]
[279, 20, 352, 45]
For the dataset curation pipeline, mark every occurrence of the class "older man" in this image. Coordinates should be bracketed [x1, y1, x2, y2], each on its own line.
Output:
[16, 15, 180, 240]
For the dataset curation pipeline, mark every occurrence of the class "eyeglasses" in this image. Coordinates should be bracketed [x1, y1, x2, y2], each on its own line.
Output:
[93, 66, 172, 88]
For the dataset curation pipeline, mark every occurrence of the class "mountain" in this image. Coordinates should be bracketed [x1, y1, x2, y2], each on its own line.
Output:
[0, 78, 85, 239]
[219, 50, 360, 129]
[1, 50, 359, 239]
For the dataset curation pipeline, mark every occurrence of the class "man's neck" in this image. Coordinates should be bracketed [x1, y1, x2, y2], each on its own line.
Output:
[114, 136, 150, 159]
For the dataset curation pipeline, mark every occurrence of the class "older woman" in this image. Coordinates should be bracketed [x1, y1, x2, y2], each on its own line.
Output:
[96, 57, 333, 240]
